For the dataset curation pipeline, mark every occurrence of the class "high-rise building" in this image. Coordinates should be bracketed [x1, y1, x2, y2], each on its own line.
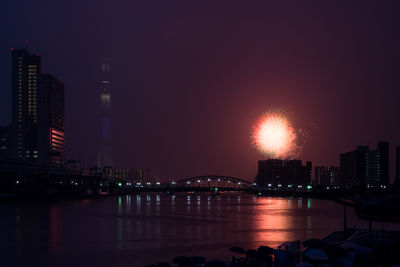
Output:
[11, 48, 41, 161]
[9, 48, 65, 165]
[377, 141, 389, 185]
[340, 142, 389, 188]
[315, 166, 340, 186]
[97, 60, 113, 171]
[0, 126, 11, 159]
[255, 159, 312, 187]
[42, 75, 65, 166]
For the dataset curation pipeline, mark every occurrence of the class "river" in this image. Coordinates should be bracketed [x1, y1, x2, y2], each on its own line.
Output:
[1, 193, 400, 266]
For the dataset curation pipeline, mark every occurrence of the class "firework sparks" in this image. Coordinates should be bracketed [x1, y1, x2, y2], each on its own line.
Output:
[251, 111, 299, 159]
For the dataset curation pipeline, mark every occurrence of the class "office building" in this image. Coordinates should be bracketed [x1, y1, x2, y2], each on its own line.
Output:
[255, 159, 312, 187]
[340, 142, 389, 188]
[0, 126, 11, 159]
[42, 75, 65, 166]
[315, 166, 340, 186]
[10, 48, 65, 165]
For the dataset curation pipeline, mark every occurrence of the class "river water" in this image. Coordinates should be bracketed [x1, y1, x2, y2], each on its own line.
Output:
[1, 193, 400, 266]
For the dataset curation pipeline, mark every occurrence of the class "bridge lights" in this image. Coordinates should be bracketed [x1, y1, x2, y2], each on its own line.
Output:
[146, 182, 151, 185]
[156, 182, 160, 185]
[277, 184, 282, 188]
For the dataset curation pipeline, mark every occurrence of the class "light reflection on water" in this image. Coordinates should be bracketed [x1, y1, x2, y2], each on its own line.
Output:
[2, 193, 400, 267]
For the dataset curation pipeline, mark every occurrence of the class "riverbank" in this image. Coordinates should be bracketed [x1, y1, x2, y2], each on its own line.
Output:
[148, 228, 400, 267]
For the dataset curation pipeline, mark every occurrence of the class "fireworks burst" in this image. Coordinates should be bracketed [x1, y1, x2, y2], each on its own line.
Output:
[251, 110, 299, 159]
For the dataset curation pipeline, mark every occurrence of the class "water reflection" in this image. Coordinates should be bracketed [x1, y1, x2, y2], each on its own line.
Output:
[49, 205, 61, 252]
[4, 194, 400, 267]
[254, 198, 292, 245]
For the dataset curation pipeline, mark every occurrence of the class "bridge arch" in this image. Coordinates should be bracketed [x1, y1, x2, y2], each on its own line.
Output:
[172, 175, 254, 189]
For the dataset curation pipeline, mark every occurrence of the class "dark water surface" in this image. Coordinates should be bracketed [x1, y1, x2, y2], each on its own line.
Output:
[1, 193, 400, 267]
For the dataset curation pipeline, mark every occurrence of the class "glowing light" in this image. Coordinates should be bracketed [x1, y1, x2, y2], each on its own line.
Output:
[251, 110, 299, 159]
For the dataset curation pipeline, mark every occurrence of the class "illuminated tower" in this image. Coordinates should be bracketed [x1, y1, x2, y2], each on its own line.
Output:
[97, 60, 113, 171]
[11, 48, 41, 161]
[10, 48, 65, 165]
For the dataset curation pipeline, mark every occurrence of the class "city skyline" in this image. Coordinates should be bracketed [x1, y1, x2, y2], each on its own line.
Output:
[2, 2, 400, 180]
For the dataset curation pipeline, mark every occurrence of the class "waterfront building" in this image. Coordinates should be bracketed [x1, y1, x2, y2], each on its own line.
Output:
[254, 159, 312, 187]
[340, 142, 389, 188]
[9, 48, 65, 166]
[111, 167, 151, 184]
[0, 126, 11, 159]
[97, 60, 113, 171]
[42, 75, 65, 166]
[315, 166, 340, 186]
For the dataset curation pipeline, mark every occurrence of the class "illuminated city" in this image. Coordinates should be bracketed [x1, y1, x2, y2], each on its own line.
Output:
[1, 2, 400, 267]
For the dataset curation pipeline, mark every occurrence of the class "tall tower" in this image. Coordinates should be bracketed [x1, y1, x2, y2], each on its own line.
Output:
[11, 48, 41, 161]
[97, 60, 113, 171]
[10, 48, 65, 165]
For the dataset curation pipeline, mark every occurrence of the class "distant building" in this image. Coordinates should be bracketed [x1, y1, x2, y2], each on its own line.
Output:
[42, 75, 65, 166]
[0, 126, 11, 159]
[131, 168, 151, 182]
[340, 142, 389, 188]
[111, 167, 151, 181]
[255, 159, 312, 187]
[9, 48, 65, 166]
[315, 166, 340, 186]
[378, 142, 389, 185]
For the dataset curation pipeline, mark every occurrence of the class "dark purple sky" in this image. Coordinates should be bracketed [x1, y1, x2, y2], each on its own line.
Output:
[1, 1, 400, 181]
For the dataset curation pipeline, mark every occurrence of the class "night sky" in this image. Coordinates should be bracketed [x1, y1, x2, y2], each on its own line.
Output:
[1, 1, 400, 181]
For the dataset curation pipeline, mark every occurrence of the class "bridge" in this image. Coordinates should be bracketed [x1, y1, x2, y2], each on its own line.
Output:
[0, 160, 256, 196]
[169, 175, 254, 190]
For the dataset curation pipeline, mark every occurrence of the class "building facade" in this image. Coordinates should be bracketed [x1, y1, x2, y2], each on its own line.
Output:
[340, 142, 389, 188]
[315, 166, 340, 186]
[0, 126, 11, 159]
[9, 48, 65, 166]
[42, 75, 65, 166]
[255, 159, 312, 187]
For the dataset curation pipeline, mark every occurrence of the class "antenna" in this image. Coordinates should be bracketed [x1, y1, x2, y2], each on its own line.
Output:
[24, 40, 30, 50]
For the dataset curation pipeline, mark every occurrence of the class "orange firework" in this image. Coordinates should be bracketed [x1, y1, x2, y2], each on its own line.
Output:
[251, 111, 299, 159]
